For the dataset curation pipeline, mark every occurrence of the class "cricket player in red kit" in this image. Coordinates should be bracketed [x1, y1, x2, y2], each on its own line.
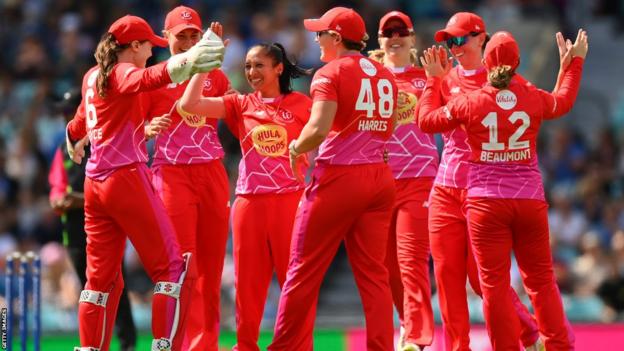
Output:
[65, 15, 224, 351]
[142, 7, 232, 350]
[265, 7, 398, 351]
[369, 11, 437, 351]
[179, 43, 313, 351]
[427, 12, 542, 351]
[418, 30, 587, 351]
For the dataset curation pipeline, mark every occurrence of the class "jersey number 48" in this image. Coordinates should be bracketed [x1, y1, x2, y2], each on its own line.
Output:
[355, 78, 394, 118]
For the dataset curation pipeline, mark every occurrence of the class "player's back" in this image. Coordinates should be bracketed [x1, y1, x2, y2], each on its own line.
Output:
[311, 55, 398, 165]
[79, 62, 170, 179]
[462, 80, 553, 200]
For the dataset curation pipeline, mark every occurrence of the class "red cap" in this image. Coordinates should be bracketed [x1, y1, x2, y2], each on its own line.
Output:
[165, 6, 202, 35]
[434, 12, 485, 42]
[304, 7, 367, 42]
[484, 31, 520, 70]
[108, 15, 168, 47]
[379, 11, 413, 32]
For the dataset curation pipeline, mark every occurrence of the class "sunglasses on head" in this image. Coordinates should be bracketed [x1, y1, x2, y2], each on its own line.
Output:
[380, 27, 412, 38]
[446, 32, 482, 48]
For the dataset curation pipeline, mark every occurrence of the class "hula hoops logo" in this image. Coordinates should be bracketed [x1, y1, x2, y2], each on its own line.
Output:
[251, 124, 288, 157]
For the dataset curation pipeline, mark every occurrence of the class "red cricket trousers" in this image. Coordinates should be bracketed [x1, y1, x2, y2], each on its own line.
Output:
[152, 160, 230, 351]
[385, 177, 434, 347]
[466, 198, 574, 351]
[81, 163, 190, 350]
[428, 185, 539, 351]
[268, 163, 396, 351]
[231, 190, 304, 351]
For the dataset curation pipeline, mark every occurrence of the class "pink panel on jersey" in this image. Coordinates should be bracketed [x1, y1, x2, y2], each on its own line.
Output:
[386, 66, 438, 179]
[145, 70, 230, 166]
[222, 91, 312, 195]
[86, 119, 148, 180]
[436, 66, 488, 189]
[467, 159, 545, 200]
[310, 54, 398, 166]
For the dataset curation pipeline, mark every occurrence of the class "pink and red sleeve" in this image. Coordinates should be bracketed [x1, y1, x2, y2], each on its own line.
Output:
[540, 57, 584, 120]
[67, 99, 87, 141]
[112, 62, 172, 95]
[417, 76, 465, 133]
[48, 148, 68, 201]
[222, 94, 243, 139]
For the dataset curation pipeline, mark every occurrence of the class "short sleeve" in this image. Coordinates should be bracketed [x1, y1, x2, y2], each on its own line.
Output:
[310, 67, 338, 102]
[222, 94, 244, 138]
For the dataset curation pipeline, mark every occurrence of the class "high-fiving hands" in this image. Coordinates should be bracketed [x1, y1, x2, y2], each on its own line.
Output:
[167, 28, 225, 83]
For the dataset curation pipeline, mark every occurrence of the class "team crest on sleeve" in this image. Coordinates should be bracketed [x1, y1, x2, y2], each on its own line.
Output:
[203, 79, 213, 91]
[495, 90, 517, 110]
[359, 58, 377, 76]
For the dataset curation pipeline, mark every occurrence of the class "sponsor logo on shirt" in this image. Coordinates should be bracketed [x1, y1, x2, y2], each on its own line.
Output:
[311, 77, 331, 87]
[359, 58, 377, 77]
[496, 89, 517, 110]
[251, 124, 288, 157]
[396, 92, 418, 125]
[180, 109, 207, 127]
[412, 79, 426, 89]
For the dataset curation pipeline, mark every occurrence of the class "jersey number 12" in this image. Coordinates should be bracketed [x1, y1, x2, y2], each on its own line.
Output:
[481, 111, 530, 151]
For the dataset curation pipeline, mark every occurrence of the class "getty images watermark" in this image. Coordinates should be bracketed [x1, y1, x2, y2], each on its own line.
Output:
[1, 307, 6, 349]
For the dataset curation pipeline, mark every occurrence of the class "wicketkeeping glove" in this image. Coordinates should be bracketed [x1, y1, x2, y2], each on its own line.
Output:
[166, 29, 225, 83]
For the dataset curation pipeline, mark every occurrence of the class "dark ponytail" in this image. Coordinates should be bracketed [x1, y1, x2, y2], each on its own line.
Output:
[488, 65, 515, 89]
[252, 43, 312, 94]
[94, 33, 130, 98]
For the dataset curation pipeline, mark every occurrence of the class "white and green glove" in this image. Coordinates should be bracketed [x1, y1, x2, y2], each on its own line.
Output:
[166, 29, 225, 83]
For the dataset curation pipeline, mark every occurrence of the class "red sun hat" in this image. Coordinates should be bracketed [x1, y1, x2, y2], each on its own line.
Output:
[484, 31, 520, 70]
[108, 15, 168, 47]
[303, 7, 367, 42]
[379, 10, 413, 32]
[434, 12, 485, 42]
[165, 6, 202, 35]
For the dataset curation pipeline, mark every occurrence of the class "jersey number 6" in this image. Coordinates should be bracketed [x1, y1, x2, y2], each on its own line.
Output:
[85, 70, 99, 129]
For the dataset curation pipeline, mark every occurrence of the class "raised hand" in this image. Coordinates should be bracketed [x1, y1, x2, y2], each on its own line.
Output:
[419, 46, 446, 78]
[437, 46, 453, 75]
[570, 29, 588, 59]
[145, 114, 172, 139]
[167, 28, 225, 83]
[556, 29, 588, 71]
[209, 21, 230, 47]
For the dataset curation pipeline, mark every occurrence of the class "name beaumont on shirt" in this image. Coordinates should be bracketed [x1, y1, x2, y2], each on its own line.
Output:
[358, 119, 388, 132]
[480, 149, 530, 162]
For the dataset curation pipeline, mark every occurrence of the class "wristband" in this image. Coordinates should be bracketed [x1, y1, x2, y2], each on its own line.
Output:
[289, 140, 301, 157]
